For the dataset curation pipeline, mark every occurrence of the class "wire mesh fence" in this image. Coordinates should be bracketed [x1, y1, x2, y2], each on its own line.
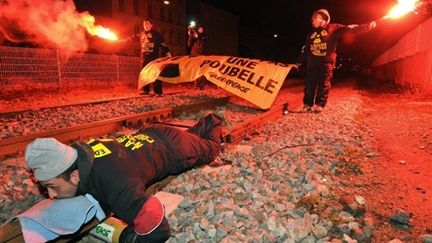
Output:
[0, 46, 141, 90]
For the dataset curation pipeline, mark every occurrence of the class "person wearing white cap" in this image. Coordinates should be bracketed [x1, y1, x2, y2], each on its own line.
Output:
[25, 113, 224, 242]
[297, 9, 376, 113]
[187, 25, 209, 90]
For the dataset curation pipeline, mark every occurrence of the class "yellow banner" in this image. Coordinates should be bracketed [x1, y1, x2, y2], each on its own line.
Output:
[138, 55, 294, 109]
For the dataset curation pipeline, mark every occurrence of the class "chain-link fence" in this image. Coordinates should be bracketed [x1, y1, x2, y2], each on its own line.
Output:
[0, 46, 141, 90]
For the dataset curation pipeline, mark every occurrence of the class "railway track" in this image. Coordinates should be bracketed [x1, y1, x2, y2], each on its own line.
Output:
[0, 91, 228, 140]
[0, 97, 288, 243]
[0, 97, 229, 160]
[0, 91, 188, 117]
[0, 95, 141, 117]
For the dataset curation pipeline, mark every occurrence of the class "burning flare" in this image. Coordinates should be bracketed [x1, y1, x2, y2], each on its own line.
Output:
[81, 14, 118, 41]
[383, 0, 419, 19]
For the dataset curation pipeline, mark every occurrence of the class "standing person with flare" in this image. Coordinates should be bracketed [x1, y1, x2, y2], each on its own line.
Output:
[187, 25, 209, 90]
[138, 19, 169, 96]
[297, 9, 376, 113]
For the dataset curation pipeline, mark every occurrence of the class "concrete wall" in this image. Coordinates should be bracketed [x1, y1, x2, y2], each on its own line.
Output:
[371, 16, 432, 91]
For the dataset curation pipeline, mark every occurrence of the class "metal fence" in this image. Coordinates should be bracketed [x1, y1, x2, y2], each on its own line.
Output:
[0, 46, 141, 90]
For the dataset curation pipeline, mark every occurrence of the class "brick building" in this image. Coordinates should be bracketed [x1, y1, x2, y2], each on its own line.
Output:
[74, 0, 238, 56]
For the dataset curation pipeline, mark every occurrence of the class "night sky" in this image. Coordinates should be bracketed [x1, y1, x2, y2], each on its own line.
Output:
[198, 0, 429, 65]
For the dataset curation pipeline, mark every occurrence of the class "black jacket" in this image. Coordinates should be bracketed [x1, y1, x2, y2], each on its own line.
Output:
[73, 128, 178, 222]
[71, 114, 222, 240]
[300, 23, 369, 66]
[187, 33, 208, 56]
[140, 29, 166, 64]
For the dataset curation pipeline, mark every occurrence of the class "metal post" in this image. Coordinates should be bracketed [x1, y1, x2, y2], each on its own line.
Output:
[56, 50, 62, 89]
[116, 55, 120, 83]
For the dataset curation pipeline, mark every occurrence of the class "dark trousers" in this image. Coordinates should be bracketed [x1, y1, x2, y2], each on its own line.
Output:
[196, 76, 206, 90]
[143, 80, 163, 94]
[303, 62, 333, 107]
[142, 59, 163, 94]
[149, 113, 222, 174]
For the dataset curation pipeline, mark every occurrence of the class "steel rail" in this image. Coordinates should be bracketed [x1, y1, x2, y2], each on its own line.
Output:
[0, 95, 141, 117]
[0, 97, 230, 160]
[224, 103, 288, 144]
[0, 91, 186, 117]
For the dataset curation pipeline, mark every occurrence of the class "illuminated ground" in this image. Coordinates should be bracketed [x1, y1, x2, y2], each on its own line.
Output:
[1, 79, 431, 241]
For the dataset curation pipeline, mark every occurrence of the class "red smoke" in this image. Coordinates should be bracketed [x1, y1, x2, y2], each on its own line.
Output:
[0, 0, 99, 56]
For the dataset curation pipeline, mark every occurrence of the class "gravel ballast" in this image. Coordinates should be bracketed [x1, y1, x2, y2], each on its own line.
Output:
[1, 83, 430, 242]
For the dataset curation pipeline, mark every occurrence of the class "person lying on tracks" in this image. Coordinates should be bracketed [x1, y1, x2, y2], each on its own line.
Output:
[24, 113, 224, 242]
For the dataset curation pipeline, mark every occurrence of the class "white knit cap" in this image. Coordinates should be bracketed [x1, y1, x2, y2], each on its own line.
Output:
[313, 9, 331, 25]
[25, 138, 78, 181]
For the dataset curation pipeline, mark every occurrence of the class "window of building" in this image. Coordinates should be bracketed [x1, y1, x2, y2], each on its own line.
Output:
[168, 10, 173, 23]
[161, 30, 166, 42]
[177, 32, 182, 44]
[169, 30, 173, 44]
[133, 0, 139, 15]
[171, 12, 176, 25]
[148, 4, 153, 19]
[160, 7, 165, 21]
[119, 0, 125, 12]
[176, 11, 181, 25]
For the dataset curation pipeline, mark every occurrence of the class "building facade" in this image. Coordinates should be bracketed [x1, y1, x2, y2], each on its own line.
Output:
[186, 0, 239, 56]
[78, 0, 238, 57]
[78, 0, 187, 56]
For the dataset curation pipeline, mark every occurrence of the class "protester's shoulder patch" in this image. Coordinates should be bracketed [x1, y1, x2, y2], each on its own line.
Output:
[91, 143, 112, 158]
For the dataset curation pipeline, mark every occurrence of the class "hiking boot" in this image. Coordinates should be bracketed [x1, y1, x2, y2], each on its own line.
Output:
[297, 105, 312, 113]
[314, 106, 324, 113]
[208, 157, 233, 167]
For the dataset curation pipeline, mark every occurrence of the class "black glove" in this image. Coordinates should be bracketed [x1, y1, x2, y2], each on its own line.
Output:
[119, 225, 138, 243]
[119, 218, 170, 243]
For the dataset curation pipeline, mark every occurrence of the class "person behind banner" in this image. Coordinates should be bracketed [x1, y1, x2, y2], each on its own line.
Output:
[137, 19, 169, 96]
[187, 25, 208, 90]
[25, 113, 224, 242]
[297, 9, 376, 113]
